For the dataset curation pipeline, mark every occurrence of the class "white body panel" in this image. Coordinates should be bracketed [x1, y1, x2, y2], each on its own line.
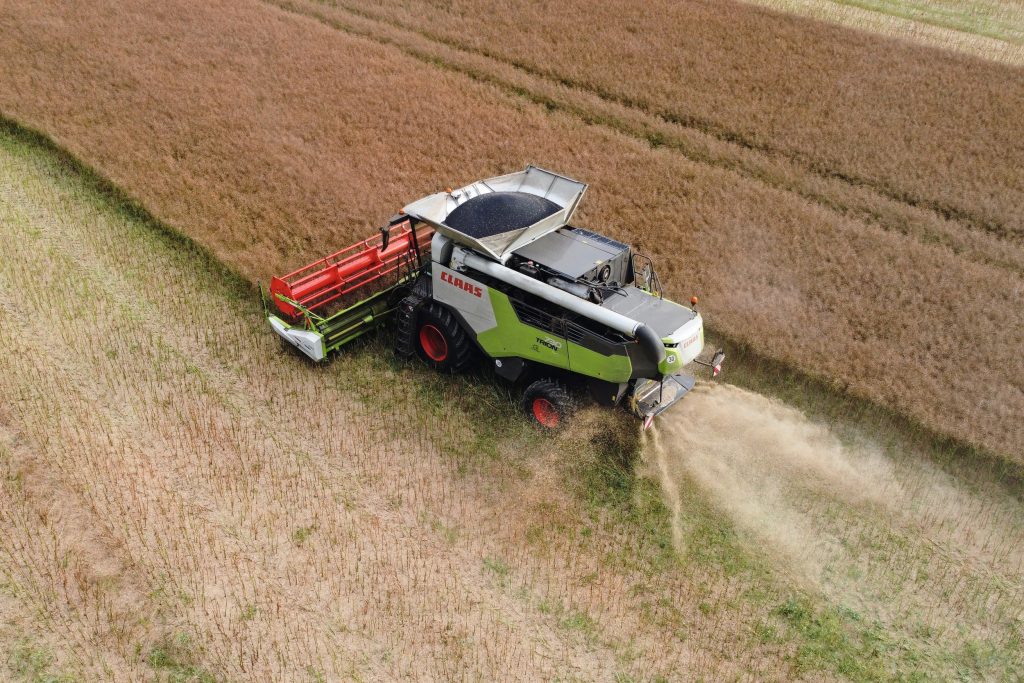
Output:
[269, 316, 325, 362]
[431, 264, 497, 334]
[667, 314, 704, 366]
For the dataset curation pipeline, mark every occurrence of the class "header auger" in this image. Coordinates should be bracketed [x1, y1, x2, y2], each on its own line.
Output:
[264, 166, 723, 428]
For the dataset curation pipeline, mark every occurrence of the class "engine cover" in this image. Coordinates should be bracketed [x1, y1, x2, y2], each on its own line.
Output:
[512, 227, 631, 285]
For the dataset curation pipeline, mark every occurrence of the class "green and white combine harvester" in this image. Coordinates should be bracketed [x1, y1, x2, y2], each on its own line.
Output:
[264, 166, 724, 429]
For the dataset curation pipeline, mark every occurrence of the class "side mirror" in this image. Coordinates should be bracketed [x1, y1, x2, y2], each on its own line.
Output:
[379, 226, 390, 252]
[711, 349, 725, 377]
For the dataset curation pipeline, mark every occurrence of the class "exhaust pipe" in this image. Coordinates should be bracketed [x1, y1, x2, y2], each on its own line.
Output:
[634, 323, 667, 366]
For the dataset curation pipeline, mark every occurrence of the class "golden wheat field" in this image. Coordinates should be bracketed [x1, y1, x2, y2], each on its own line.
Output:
[304, 0, 1024, 236]
[1, 0, 1023, 680]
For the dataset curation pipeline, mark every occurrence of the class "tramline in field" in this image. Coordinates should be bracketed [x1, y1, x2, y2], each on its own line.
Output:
[263, 166, 723, 429]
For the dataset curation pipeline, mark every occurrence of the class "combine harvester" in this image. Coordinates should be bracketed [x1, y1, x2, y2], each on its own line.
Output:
[264, 166, 723, 429]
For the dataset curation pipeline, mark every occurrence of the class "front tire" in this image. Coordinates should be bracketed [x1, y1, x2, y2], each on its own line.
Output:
[522, 379, 573, 429]
[415, 302, 475, 373]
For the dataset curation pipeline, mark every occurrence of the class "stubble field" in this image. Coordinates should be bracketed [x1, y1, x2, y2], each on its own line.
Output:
[1, 128, 758, 681]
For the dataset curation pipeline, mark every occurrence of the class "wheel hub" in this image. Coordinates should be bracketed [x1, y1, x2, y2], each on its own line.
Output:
[419, 324, 448, 362]
[532, 398, 559, 428]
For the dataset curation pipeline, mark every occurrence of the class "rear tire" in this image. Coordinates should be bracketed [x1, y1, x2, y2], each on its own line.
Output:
[415, 302, 475, 373]
[522, 379, 573, 430]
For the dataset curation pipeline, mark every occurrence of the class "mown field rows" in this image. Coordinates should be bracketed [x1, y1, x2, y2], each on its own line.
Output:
[744, 0, 1024, 64]
[655, 386, 1024, 679]
[2, 127, 1021, 681]
[0, 0, 1020, 460]
[0, 121, 924, 682]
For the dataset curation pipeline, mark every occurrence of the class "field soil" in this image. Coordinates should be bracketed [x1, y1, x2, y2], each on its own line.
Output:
[1, 0, 1021, 460]
[2, 127, 1021, 682]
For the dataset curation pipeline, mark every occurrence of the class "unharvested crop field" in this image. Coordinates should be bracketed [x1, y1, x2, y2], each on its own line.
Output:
[1, 0, 1022, 460]
[2, 125, 1021, 681]
[308, 0, 1024, 238]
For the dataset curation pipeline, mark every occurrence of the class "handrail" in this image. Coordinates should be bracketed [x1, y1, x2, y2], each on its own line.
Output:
[631, 253, 663, 299]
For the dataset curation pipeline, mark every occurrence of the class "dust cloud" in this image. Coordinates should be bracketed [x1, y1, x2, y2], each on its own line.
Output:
[646, 383, 1024, 621]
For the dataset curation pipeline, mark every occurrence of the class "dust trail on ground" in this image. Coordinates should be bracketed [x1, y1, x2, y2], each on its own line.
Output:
[646, 427, 686, 553]
[646, 383, 1024, 637]
[647, 383, 896, 584]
